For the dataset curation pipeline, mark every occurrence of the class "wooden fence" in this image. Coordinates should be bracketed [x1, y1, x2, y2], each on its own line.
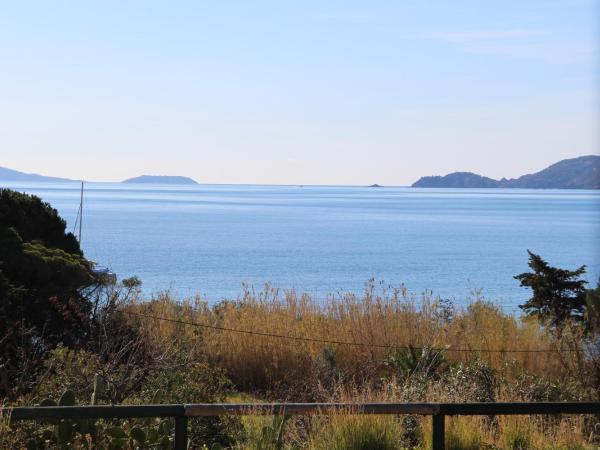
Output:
[7, 402, 600, 450]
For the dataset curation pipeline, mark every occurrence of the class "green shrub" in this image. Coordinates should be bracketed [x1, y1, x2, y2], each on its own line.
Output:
[136, 363, 238, 448]
[26, 387, 175, 449]
[442, 360, 497, 403]
[30, 345, 105, 405]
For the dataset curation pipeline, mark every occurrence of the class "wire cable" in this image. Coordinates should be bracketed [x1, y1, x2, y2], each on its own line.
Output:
[123, 310, 576, 354]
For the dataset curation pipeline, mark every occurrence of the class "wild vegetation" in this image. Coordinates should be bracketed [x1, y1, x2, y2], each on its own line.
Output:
[2, 189, 600, 449]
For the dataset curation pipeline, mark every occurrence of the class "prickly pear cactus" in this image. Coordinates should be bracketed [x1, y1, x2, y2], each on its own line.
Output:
[91, 373, 106, 406]
[27, 378, 225, 449]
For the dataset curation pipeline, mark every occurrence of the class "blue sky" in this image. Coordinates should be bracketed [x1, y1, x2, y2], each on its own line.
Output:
[0, 1, 597, 185]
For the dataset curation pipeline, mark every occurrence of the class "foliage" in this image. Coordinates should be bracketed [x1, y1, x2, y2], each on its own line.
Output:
[27, 387, 175, 450]
[515, 251, 587, 330]
[4, 276, 600, 447]
[136, 363, 237, 447]
[442, 360, 497, 403]
[32, 346, 106, 405]
[241, 415, 292, 450]
[0, 189, 94, 400]
[384, 346, 447, 381]
[83, 280, 155, 404]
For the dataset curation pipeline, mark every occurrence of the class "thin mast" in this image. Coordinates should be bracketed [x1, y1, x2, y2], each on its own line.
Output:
[78, 181, 83, 244]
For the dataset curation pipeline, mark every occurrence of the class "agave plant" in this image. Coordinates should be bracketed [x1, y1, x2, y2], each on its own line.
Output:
[384, 345, 447, 380]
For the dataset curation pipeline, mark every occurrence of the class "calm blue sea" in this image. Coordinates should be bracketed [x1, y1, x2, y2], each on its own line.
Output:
[3, 182, 599, 311]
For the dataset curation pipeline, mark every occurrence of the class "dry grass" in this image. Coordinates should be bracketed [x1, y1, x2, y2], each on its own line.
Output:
[125, 285, 566, 393]
[118, 285, 598, 448]
[0, 406, 14, 449]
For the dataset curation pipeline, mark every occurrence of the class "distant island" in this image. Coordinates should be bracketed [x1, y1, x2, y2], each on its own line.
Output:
[121, 175, 199, 185]
[3, 156, 598, 189]
[412, 155, 600, 189]
[0, 166, 75, 183]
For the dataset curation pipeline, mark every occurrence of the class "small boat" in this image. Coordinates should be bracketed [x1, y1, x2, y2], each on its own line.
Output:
[91, 264, 117, 285]
[73, 181, 117, 285]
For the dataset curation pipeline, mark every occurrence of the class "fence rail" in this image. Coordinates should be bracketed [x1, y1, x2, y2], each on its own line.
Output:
[6, 402, 600, 450]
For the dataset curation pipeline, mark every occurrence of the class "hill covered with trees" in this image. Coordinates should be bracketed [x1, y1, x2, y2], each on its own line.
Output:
[413, 155, 600, 189]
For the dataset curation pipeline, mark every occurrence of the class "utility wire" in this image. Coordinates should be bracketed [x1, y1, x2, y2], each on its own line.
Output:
[123, 310, 575, 354]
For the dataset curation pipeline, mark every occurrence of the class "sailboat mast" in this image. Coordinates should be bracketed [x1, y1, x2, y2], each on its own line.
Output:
[78, 181, 83, 244]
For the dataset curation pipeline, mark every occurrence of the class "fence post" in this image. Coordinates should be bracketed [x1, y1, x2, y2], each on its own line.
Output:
[432, 414, 445, 450]
[174, 416, 188, 450]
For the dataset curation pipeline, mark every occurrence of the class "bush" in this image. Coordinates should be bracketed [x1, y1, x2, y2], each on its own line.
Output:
[441, 360, 497, 403]
[0, 190, 94, 400]
[136, 363, 238, 448]
[29, 345, 105, 405]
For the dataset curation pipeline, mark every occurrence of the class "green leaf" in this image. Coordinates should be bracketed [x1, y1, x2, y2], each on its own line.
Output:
[158, 420, 170, 436]
[58, 390, 76, 406]
[130, 426, 146, 443]
[109, 437, 128, 449]
[261, 426, 275, 440]
[106, 426, 128, 439]
[39, 398, 57, 407]
[91, 373, 106, 405]
[151, 388, 165, 404]
[159, 435, 171, 449]
[146, 427, 159, 443]
[56, 421, 73, 443]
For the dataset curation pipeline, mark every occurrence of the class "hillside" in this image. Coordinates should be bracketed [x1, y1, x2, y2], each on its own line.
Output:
[412, 172, 498, 188]
[121, 175, 199, 185]
[412, 155, 600, 189]
[0, 166, 75, 183]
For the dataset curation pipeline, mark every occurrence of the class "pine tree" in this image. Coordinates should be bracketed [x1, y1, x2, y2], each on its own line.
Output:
[0, 189, 93, 400]
[515, 251, 587, 329]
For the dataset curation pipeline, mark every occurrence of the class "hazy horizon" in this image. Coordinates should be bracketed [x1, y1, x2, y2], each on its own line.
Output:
[1, 1, 598, 185]
[1, 153, 598, 186]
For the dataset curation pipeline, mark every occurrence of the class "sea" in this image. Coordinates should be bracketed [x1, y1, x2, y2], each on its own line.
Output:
[3, 181, 599, 312]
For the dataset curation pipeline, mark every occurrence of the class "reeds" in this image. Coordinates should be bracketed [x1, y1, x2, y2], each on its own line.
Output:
[125, 285, 565, 393]
[118, 284, 598, 448]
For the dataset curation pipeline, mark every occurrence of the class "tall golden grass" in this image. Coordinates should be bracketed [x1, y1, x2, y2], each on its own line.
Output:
[120, 286, 597, 448]
[125, 285, 567, 392]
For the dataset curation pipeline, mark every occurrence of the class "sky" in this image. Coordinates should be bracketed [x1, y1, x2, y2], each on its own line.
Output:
[0, 1, 598, 185]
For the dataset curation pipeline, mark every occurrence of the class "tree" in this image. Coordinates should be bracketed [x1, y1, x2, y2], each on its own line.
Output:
[0, 189, 93, 400]
[515, 251, 587, 330]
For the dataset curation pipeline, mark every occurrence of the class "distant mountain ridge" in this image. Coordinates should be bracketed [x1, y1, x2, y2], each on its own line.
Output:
[0, 166, 75, 183]
[121, 175, 198, 185]
[0, 167, 198, 185]
[412, 155, 600, 189]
